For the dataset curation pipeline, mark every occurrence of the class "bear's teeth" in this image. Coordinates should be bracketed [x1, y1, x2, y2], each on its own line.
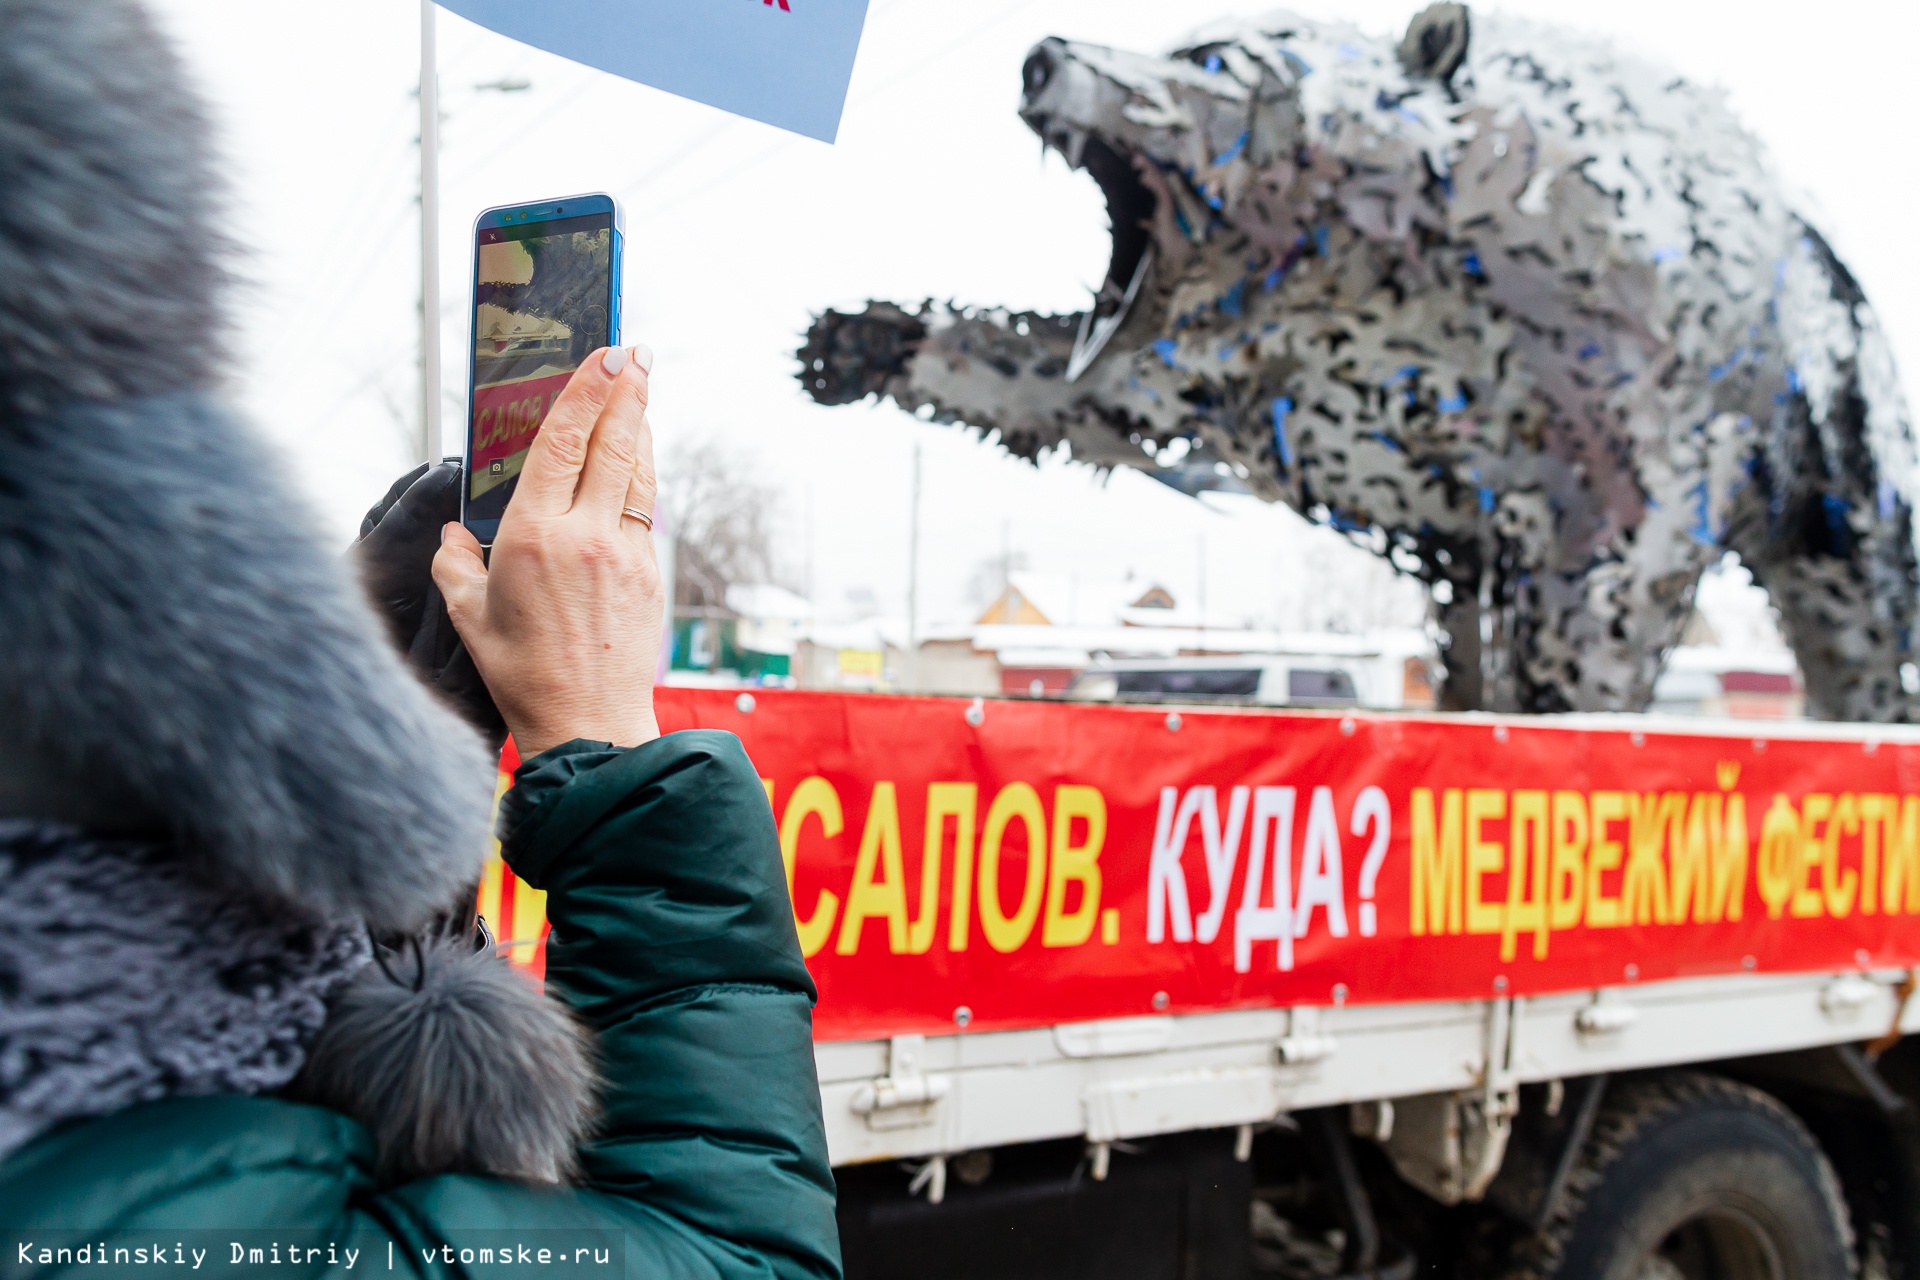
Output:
[1067, 246, 1154, 383]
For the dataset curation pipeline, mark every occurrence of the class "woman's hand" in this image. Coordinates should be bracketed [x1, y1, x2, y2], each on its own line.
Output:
[433, 344, 664, 760]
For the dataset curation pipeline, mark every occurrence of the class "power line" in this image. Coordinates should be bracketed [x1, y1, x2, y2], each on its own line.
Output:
[280, 67, 548, 354]
[276, 97, 418, 323]
[290, 355, 411, 443]
[443, 77, 596, 185]
[848, 0, 1044, 105]
[287, 0, 1051, 464]
[612, 117, 742, 203]
[619, 0, 1046, 226]
[621, 137, 787, 224]
[274, 199, 420, 353]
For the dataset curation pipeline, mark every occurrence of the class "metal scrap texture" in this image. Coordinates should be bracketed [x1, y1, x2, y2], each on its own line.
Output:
[798, 3, 1919, 719]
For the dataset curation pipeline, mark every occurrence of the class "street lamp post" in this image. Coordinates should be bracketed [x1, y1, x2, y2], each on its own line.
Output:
[418, 0, 442, 466]
[906, 441, 921, 692]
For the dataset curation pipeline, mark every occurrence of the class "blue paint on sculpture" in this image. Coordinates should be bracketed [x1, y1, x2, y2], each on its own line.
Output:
[797, 4, 1920, 719]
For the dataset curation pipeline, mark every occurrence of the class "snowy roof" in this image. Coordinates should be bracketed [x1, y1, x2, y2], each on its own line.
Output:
[1663, 645, 1799, 677]
[725, 583, 814, 622]
[800, 616, 975, 652]
[971, 624, 1431, 659]
[980, 572, 1187, 628]
[999, 647, 1095, 668]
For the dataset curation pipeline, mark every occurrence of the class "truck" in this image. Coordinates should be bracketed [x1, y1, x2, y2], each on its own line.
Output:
[481, 687, 1920, 1280]
[1067, 655, 1377, 712]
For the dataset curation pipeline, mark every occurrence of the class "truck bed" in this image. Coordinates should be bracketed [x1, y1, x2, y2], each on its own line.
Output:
[482, 687, 1920, 1167]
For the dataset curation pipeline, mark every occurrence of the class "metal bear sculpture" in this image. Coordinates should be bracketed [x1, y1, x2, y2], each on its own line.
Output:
[799, 4, 1920, 719]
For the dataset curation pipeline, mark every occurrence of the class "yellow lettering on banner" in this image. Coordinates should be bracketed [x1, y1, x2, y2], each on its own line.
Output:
[509, 873, 548, 961]
[1622, 792, 1679, 926]
[1670, 793, 1711, 923]
[978, 783, 1047, 953]
[1885, 796, 1920, 914]
[766, 768, 1920, 964]
[1756, 795, 1800, 919]
[1504, 790, 1550, 961]
[779, 777, 843, 959]
[1822, 794, 1860, 919]
[1410, 788, 1463, 936]
[1861, 794, 1887, 915]
[1550, 791, 1588, 929]
[1043, 785, 1107, 947]
[837, 783, 910, 955]
[918, 782, 975, 955]
[1586, 791, 1628, 927]
[1794, 794, 1832, 918]
[1672, 791, 1747, 924]
[1716, 791, 1749, 923]
[1466, 790, 1506, 935]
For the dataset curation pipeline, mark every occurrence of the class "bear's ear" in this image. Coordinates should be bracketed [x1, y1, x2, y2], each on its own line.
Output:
[1398, 3, 1470, 84]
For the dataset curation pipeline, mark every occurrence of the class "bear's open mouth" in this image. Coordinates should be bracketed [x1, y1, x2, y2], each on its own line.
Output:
[1082, 136, 1156, 316]
[1060, 134, 1158, 381]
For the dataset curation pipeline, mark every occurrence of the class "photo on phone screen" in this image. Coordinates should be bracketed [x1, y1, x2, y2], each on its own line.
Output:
[464, 194, 621, 543]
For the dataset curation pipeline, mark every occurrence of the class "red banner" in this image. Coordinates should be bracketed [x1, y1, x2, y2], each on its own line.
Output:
[470, 368, 573, 482]
[641, 689, 1920, 1042]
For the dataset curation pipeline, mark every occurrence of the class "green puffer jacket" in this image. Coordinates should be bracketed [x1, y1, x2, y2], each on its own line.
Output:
[0, 732, 842, 1280]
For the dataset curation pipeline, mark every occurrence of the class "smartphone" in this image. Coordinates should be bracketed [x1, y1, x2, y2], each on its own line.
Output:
[462, 193, 623, 545]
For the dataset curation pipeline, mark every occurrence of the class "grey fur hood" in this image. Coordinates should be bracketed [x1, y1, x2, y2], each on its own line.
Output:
[0, 0, 596, 1184]
[0, 0, 491, 931]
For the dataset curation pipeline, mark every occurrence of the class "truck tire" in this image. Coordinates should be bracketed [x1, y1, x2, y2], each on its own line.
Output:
[1505, 1072, 1855, 1280]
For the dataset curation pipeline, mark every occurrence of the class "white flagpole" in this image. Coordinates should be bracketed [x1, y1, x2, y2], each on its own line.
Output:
[418, 0, 443, 465]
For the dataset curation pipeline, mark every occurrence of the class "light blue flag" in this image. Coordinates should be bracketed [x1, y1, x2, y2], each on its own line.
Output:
[437, 0, 871, 143]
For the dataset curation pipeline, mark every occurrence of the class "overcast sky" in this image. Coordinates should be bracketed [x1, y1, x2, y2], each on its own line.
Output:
[145, 0, 1920, 632]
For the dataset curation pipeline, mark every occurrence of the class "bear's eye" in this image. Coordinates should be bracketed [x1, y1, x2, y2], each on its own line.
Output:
[1180, 44, 1226, 74]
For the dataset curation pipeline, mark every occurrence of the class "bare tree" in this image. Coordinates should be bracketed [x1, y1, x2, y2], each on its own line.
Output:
[661, 440, 782, 609]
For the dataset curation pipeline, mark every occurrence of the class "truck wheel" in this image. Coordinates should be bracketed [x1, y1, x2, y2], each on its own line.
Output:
[1507, 1072, 1855, 1280]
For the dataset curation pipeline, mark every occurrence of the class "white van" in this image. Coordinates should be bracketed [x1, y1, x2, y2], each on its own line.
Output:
[1064, 655, 1376, 708]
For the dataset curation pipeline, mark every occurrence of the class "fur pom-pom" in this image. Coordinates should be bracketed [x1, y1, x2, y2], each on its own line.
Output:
[289, 943, 596, 1185]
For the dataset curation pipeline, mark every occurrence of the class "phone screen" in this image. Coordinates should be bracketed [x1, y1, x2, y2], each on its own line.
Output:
[465, 202, 618, 540]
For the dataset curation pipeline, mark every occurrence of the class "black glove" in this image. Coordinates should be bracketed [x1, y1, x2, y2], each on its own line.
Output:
[351, 461, 507, 752]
